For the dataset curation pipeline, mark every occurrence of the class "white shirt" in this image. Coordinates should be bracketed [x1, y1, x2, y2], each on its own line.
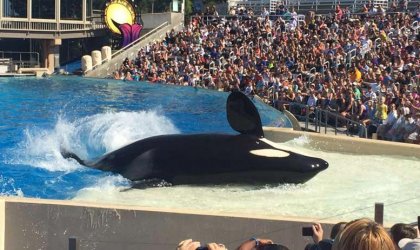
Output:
[244, 85, 253, 95]
[365, 90, 377, 100]
[307, 95, 318, 107]
[384, 110, 398, 125]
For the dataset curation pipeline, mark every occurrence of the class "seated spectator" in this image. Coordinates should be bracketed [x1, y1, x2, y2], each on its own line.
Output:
[404, 112, 420, 143]
[332, 218, 394, 250]
[387, 107, 409, 141]
[374, 96, 388, 124]
[361, 100, 376, 127]
[399, 238, 420, 250]
[113, 6, 418, 144]
[390, 223, 418, 249]
[377, 103, 398, 139]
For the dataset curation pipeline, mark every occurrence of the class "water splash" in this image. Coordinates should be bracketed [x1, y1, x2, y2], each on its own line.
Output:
[10, 110, 179, 172]
[0, 175, 24, 197]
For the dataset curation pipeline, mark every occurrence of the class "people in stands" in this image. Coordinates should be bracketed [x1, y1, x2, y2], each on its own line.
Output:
[115, 2, 419, 144]
[377, 103, 398, 139]
[405, 112, 420, 143]
[375, 96, 388, 124]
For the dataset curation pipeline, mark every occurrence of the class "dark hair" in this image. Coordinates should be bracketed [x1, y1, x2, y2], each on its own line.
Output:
[390, 223, 417, 245]
[257, 244, 289, 250]
[331, 222, 347, 239]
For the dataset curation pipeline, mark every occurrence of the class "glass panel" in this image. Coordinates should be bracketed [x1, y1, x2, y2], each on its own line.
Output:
[32, 0, 55, 19]
[3, 0, 27, 18]
[61, 0, 83, 20]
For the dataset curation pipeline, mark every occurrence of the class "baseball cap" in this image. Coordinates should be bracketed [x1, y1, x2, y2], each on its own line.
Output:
[399, 238, 420, 250]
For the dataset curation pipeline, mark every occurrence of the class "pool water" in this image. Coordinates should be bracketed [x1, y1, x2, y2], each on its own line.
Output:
[0, 76, 419, 224]
[0, 76, 290, 199]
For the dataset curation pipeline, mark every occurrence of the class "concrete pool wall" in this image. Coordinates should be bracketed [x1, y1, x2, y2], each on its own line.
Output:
[0, 197, 338, 250]
[1, 129, 418, 250]
[264, 127, 420, 158]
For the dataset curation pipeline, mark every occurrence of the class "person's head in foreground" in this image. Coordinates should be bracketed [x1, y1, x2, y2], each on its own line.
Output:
[332, 218, 394, 250]
[390, 223, 417, 249]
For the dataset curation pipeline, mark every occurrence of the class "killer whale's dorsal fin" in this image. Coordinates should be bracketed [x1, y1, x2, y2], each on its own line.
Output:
[226, 91, 264, 138]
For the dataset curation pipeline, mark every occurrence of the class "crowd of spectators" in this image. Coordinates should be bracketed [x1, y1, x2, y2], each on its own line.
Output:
[114, 1, 420, 144]
[175, 218, 419, 250]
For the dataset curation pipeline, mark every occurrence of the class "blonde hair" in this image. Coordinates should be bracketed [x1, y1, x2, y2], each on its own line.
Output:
[332, 218, 394, 250]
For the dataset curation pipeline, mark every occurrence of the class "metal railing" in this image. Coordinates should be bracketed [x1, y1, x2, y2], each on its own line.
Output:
[0, 51, 40, 70]
[192, 14, 305, 25]
[282, 101, 367, 138]
[0, 19, 106, 32]
[314, 108, 367, 138]
[110, 22, 169, 62]
[85, 21, 169, 74]
[277, 0, 388, 13]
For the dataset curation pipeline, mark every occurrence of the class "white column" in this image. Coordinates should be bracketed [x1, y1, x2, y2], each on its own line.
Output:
[27, 0, 31, 20]
[0, 0, 3, 19]
[83, 0, 87, 24]
[56, 0, 60, 30]
[182, 0, 185, 13]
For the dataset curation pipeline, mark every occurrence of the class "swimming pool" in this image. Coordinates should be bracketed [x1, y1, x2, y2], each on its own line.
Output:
[0, 76, 418, 224]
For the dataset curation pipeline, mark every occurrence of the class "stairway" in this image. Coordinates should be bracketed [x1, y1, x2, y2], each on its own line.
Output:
[84, 13, 184, 78]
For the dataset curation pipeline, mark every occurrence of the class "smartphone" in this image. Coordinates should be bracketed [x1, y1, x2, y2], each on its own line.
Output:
[418, 216, 420, 228]
[196, 247, 208, 250]
[302, 226, 314, 236]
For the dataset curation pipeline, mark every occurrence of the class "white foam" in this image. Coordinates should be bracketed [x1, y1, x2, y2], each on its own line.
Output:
[77, 110, 179, 155]
[11, 110, 179, 172]
[0, 175, 24, 197]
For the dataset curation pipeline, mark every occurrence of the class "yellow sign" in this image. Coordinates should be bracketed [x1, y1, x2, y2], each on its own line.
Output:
[104, 0, 136, 34]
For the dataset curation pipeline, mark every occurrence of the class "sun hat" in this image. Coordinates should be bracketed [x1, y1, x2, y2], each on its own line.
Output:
[398, 238, 420, 250]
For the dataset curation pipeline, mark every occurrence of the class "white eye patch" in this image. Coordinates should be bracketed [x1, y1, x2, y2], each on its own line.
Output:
[259, 138, 312, 157]
[250, 149, 290, 158]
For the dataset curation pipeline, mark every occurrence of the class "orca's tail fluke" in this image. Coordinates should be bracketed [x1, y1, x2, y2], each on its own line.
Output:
[60, 148, 86, 166]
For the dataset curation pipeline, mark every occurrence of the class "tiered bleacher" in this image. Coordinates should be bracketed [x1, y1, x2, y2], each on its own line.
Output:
[114, 0, 419, 144]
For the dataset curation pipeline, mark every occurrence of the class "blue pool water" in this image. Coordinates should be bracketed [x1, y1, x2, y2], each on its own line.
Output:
[1, 76, 419, 224]
[0, 76, 290, 199]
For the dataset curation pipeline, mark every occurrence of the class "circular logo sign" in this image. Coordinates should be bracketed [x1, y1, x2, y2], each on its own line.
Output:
[104, 0, 136, 34]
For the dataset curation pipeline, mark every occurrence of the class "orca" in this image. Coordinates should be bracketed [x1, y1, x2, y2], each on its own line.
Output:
[61, 91, 328, 185]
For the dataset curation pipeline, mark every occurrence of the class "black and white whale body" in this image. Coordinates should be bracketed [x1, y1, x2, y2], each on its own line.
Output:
[62, 91, 328, 185]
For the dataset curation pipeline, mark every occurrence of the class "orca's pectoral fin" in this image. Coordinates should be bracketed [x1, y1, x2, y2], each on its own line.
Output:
[60, 148, 86, 166]
[226, 91, 264, 138]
